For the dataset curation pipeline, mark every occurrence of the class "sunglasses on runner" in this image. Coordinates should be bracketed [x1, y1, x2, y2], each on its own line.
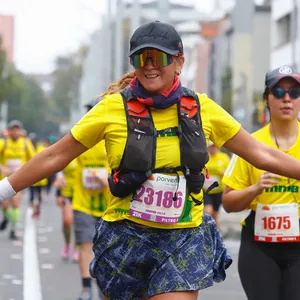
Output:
[130, 49, 175, 68]
[270, 87, 300, 100]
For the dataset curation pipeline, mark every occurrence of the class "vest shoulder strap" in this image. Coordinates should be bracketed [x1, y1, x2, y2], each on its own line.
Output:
[121, 86, 201, 119]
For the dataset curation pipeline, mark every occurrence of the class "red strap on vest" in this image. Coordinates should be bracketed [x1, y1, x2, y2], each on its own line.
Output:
[127, 100, 149, 117]
[127, 97, 198, 118]
[180, 96, 198, 118]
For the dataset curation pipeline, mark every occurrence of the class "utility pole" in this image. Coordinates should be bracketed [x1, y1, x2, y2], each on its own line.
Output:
[114, 0, 124, 80]
[291, 0, 298, 68]
[131, 0, 141, 37]
[107, 0, 113, 82]
[158, 0, 170, 23]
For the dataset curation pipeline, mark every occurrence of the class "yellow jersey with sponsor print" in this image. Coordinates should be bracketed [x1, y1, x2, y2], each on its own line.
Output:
[72, 141, 110, 217]
[32, 143, 48, 187]
[222, 123, 300, 215]
[71, 92, 241, 229]
[204, 151, 230, 194]
[60, 159, 77, 198]
[0, 137, 35, 174]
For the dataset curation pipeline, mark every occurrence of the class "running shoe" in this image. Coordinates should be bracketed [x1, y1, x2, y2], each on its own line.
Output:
[0, 217, 8, 231]
[77, 292, 92, 300]
[61, 244, 70, 260]
[9, 230, 18, 240]
[72, 249, 80, 263]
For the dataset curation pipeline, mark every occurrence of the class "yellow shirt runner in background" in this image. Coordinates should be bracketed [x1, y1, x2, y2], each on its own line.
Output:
[72, 141, 110, 218]
[222, 123, 300, 215]
[204, 151, 230, 194]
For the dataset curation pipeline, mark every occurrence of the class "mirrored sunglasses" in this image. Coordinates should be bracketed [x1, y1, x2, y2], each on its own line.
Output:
[270, 87, 300, 100]
[130, 49, 174, 68]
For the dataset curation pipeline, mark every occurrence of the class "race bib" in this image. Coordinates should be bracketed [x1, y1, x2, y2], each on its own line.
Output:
[82, 167, 108, 190]
[203, 175, 220, 190]
[254, 203, 300, 242]
[6, 159, 22, 173]
[130, 174, 187, 224]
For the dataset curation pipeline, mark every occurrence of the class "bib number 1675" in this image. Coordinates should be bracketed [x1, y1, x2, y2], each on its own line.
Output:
[262, 216, 291, 230]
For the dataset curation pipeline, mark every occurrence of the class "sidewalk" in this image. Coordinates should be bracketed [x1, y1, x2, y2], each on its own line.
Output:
[218, 207, 249, 240]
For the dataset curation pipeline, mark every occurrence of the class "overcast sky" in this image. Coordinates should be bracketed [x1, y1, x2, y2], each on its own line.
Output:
[0, 0, 236, 74]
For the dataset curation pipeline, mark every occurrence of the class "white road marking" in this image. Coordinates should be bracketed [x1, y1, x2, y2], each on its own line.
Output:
[10, 254, 22, 260]
[41, 264, 54, 270]
[23, 207, 42, 300]
[39, 248, 50, 254]
[38, 236, 48, 242]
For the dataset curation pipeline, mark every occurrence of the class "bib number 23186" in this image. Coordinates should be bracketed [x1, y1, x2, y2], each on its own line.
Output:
[254, 203, 300, 242]
[130, 174, 186, 224]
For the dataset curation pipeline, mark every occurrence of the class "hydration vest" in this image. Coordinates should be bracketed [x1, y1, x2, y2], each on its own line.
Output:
[115, 87, 209, 178]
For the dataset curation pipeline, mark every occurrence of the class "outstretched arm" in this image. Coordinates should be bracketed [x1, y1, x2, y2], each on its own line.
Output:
[8, 133, 87, 192]
[224, 128, 300, 180]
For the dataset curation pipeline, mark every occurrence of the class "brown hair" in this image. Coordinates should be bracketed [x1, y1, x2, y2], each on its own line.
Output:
[100, 71, 135, 97]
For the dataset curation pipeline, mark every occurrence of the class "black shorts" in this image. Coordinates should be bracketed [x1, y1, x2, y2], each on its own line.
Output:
[29, 186, 42, 202]
[203, 192, 222, 212]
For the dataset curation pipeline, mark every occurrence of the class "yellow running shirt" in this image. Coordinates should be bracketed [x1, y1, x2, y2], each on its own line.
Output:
[0, 137, 35, 173]
[72, 141, 110, 217]
[204, 151, 230, 194]
[222, 123, 300, 215]
[32, 143, 48, 187]
[60, 159, 77, 198]
[71, 92, 241, 228]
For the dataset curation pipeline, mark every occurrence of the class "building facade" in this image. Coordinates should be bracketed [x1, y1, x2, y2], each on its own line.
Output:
[0, 15, 14, 62]
[270, 0, 299, 69]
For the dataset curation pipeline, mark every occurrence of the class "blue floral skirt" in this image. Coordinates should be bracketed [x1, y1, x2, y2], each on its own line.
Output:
[90, 214, 232, 300]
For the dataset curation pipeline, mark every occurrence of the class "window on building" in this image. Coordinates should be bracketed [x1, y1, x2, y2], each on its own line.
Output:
[275, 14, 291, 47]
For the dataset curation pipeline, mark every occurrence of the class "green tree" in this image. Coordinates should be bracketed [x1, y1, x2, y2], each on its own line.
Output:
[221, 67, 232, 114]
[48, 46, 87, 123]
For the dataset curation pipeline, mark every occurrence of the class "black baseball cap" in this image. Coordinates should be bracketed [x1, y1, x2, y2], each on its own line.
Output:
[129, 21, 183, 56]
[265, 65, 300, 89]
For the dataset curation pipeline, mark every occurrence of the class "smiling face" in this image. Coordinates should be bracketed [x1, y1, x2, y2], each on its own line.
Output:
[133, 50, 184, 95]
[266, 78, 300, 122]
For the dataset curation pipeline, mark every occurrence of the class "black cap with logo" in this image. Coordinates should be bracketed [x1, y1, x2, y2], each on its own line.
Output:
[265, 65, 300, 89]
[129, 21, 183, 56]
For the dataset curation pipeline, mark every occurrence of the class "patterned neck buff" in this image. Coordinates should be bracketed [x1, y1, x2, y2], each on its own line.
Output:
[129, 76, 183, 109]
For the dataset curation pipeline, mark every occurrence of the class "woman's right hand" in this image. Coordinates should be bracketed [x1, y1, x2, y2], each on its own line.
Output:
[56, 195, 64, 207]
[254, 171, 281, 194]
[54, 173, 66, 189]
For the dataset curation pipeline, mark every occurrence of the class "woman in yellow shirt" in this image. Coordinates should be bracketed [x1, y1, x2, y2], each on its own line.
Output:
[3, 22, 300, 300]
[222, 65, 300, 300]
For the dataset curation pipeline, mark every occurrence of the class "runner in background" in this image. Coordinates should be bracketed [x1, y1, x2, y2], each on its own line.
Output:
[203, 141, 230, 227]
[0, 120, 35, 240]
[29, 136, 48, 218]
[222, 65, 300, 300]
[45, 135, 57, 195]
[54, 159, 79, 263]
[54, 99, 108, 300]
